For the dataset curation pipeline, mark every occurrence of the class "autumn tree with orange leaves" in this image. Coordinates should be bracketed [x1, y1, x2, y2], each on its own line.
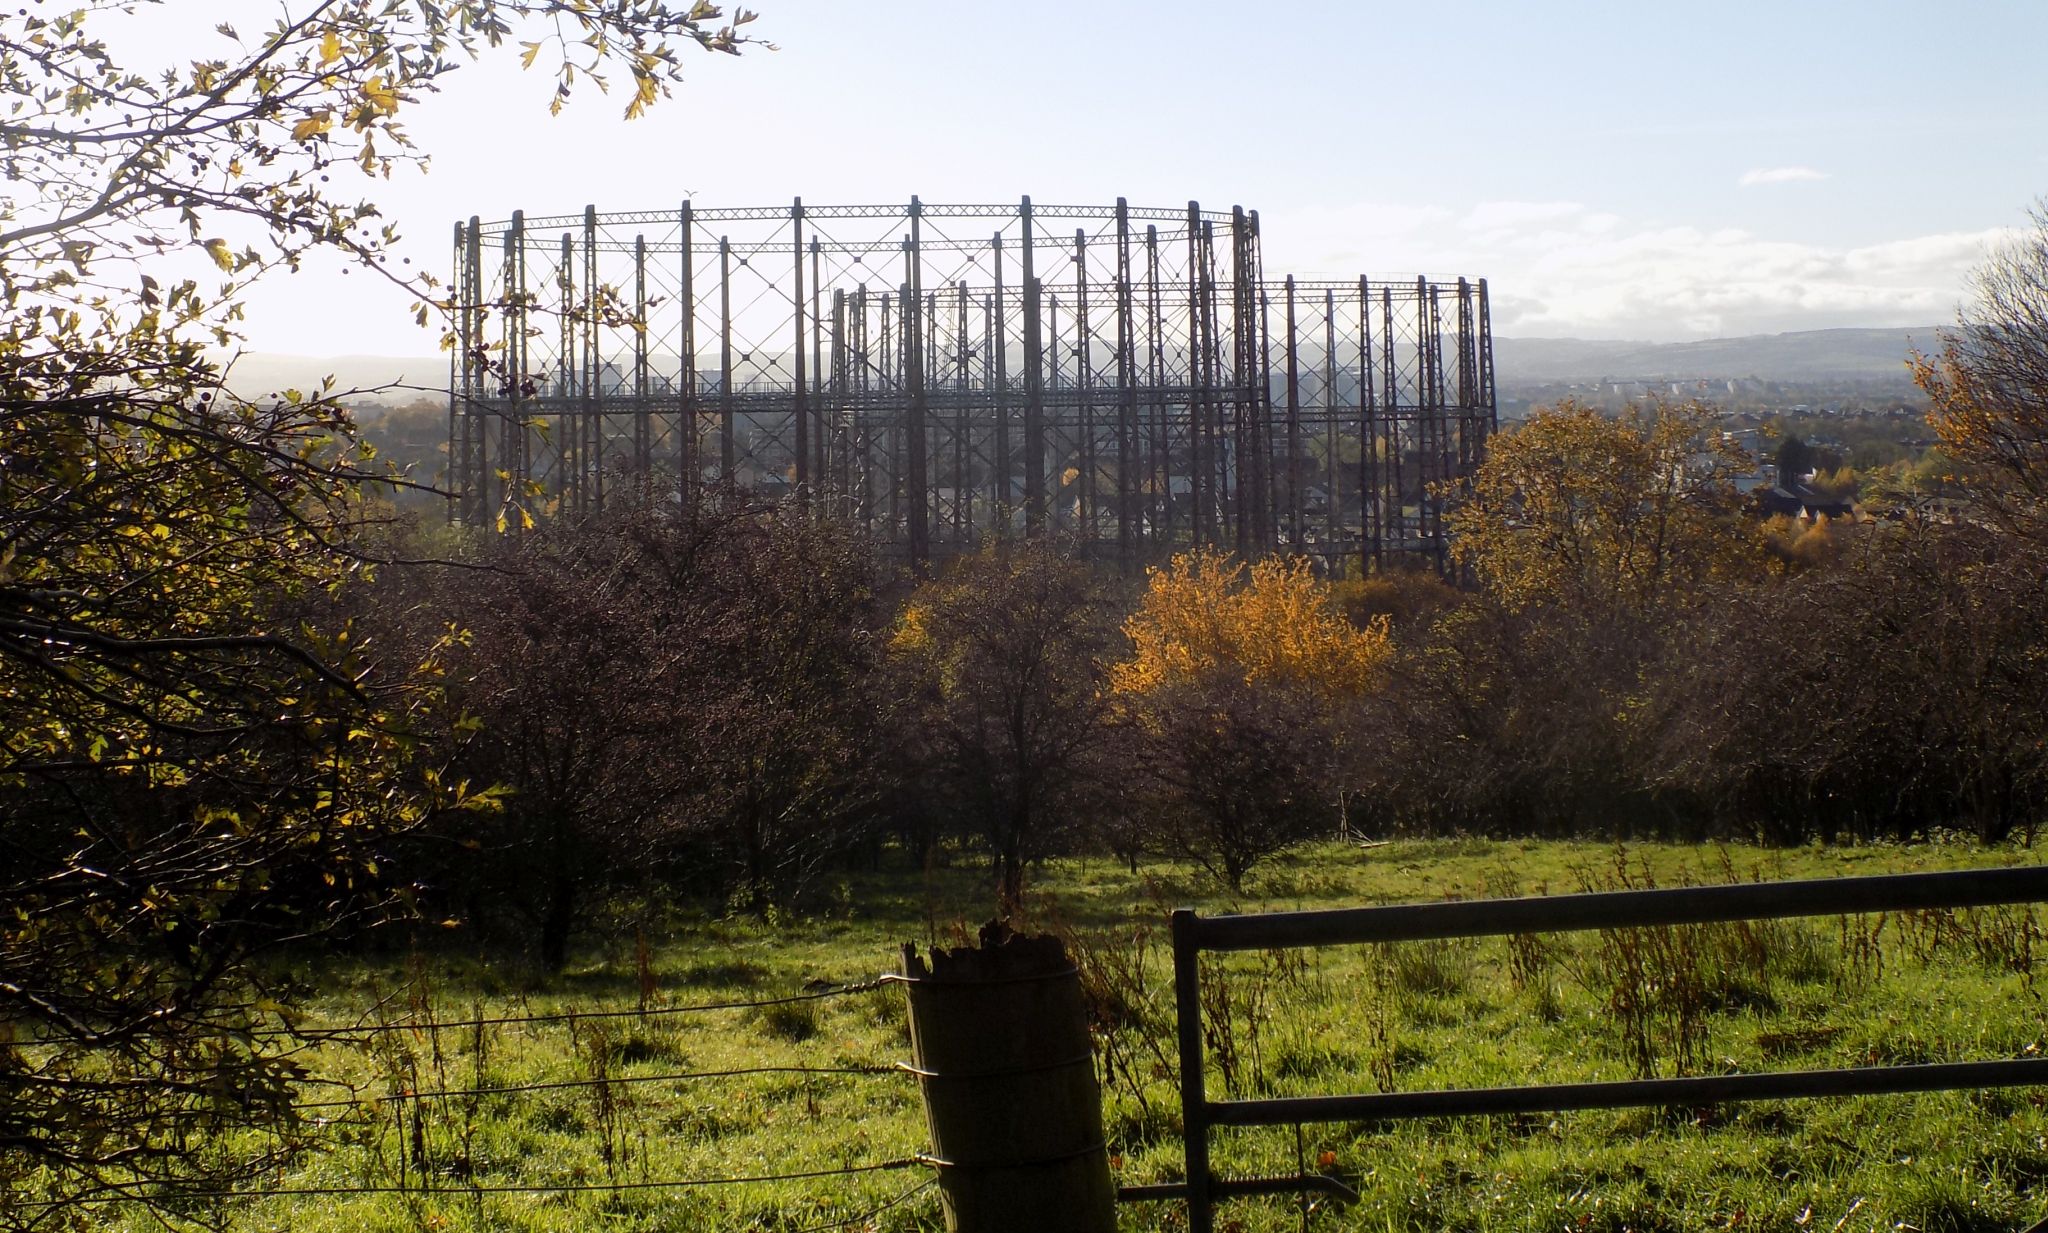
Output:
[1112, 550, 1390, 890]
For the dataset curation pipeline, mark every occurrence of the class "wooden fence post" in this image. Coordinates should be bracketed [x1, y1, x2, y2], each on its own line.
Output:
[898, 925, 1116, 1233]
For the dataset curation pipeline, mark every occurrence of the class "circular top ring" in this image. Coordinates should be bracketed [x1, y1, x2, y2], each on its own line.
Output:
[466, 200, 1250, 237]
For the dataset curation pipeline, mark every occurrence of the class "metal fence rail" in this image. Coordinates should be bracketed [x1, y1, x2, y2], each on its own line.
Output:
[1169, 864, 2048, 1233]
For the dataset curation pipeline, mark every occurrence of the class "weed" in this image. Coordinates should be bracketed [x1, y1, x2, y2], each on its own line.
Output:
[756, 999, 820, 1043]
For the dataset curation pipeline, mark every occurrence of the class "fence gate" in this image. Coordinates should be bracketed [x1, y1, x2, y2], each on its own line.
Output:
[1164, 864, 2048, 1233]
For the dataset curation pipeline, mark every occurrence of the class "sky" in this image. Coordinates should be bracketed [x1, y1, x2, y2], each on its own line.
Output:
[190, 0, 2048, 356]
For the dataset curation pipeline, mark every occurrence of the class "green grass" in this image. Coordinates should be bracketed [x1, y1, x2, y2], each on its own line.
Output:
[105, 838, 2048, 1230]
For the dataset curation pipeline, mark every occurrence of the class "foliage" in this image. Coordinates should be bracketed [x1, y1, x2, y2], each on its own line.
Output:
[1110, 551, 1389, 888]
[2, 1, 761, 331]
[1448, 399, 1755, 613]
[1331, 565, 1465, 633]
[394, 492, 880, 962]
[1653, 524, 2048, 845]
[889, 542, 1115, 913]
[0, 344, 479, 1217]
[1, 0, 764, 1219]
[1913, 198, 2048, 543]
[1120, 673, 1342, 891]
[1111, 549, 1391, 699]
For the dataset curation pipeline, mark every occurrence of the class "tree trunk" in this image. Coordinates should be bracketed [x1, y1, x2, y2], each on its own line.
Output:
[540, 867, 575, 971]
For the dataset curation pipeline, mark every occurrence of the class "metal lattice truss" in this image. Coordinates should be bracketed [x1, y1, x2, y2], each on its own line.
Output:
[448, 199, 1494, 572]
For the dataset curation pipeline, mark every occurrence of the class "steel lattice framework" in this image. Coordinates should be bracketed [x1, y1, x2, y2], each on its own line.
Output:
[448, 198, 1495, 572]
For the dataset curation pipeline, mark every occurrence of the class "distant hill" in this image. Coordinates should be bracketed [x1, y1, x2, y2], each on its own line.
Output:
[1495, 327, 1945, 385]
[220, 325, 1950, 401]
[210, 351, 450, 401]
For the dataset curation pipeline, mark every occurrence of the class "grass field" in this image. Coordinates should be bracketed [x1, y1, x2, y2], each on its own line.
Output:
[130, 837, 2047, 1232]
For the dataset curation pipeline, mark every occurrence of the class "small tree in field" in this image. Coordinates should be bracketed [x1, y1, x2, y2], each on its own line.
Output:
[1112, 550, 1391, 890]
[889, 543, 1114, 915]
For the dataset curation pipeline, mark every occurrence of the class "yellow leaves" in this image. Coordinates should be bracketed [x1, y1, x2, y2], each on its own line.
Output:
[891, 601, 932, 654]
[318, 29, 342, 66]
[1450, 399, 1749, 610]
[623, 69, 659, 120]
[203, 238, 235, 271]
[359, 76, 399, 117]
[290, 111, 334, 141]
[1113, 549, 1391, 699]
[520, 40, 542, 69]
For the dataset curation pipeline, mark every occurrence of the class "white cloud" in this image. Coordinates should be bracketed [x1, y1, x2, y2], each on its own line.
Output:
[1461, 200, 1585, 231]
[1738, 166, 1828, 187]
[1034, 194, 1996, 344]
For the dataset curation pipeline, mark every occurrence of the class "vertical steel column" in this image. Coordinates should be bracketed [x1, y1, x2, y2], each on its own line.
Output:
[1114, 198, 1135, 572]
[984, 290, 999, 531]
[633, 234, 650, 476]
[1074, 228, 1094, 539]
[719, 236, 735, 484]
[884, 289, 899, 539]
[1171, 910, 1212, 1233]
[1324, 289, 1339, 559]
[558, 232, 574, 508]
[1246, 210, 1271, 553]
[955, 281, 969, 543]
[905, 198, 929, 569]
[991, 235, 1010, 528]
[583, 205, 600, 510]
[504, 213, 529, 522]
[793, 199, 809, 510]
[831, 287, 849, 518]
[1020, 197, 1046, 534]
[1145, 225, 1164, 547]
[1424, 281, 1447, 571]
[812, 237, 827, 496]
[850, 285, 865, 523]
[1382, 287, 1400, 555]
[1231, 207, 1262, 554]
[1456, 277, 1476, 475]
[1284, 274, 1301, 551]
[1201, 218, 1224, 546]
[1185, 203, 1206, 545]
[464, 217, 486, 525]
[679, 202, 697, 493]
[446, 221, 461, 524]
[446, 223, 466, 520]
[1256, 285, 1275, 548]
[1360, 278, 1380, 573]
[1477, 277, 1497, 442]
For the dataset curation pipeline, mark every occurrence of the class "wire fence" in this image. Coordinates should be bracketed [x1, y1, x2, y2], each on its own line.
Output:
[11, 973, 941, 1232]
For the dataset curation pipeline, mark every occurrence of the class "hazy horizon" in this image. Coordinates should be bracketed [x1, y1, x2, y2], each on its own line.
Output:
[126, 0, 2047, 356]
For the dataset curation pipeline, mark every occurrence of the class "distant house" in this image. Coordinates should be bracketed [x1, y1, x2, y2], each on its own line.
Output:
[1754, 483, 1853, 521]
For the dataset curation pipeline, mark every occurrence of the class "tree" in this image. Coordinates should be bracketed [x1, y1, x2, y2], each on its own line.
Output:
[889, 543, 1115, 914]
[392, 492, 880, 963]
[1384, 401, 1756, 838]
[1, 1, 762, 1221]
[1653, 523, 2048, 844]
[1913, 198, 2048, 543]
[1112, 550, 1391, 700]
[1776, 434, 1814, 485]
[1111, 550, 1391, 888]
[1447, 400, 1754, 615]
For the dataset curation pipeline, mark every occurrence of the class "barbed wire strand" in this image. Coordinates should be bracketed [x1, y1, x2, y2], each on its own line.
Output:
[18, 1157, 930, 1211]
[14, 978, 890, 1047]
[279, 978, 891, 1039]
[296, 1062, 903, 1109]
